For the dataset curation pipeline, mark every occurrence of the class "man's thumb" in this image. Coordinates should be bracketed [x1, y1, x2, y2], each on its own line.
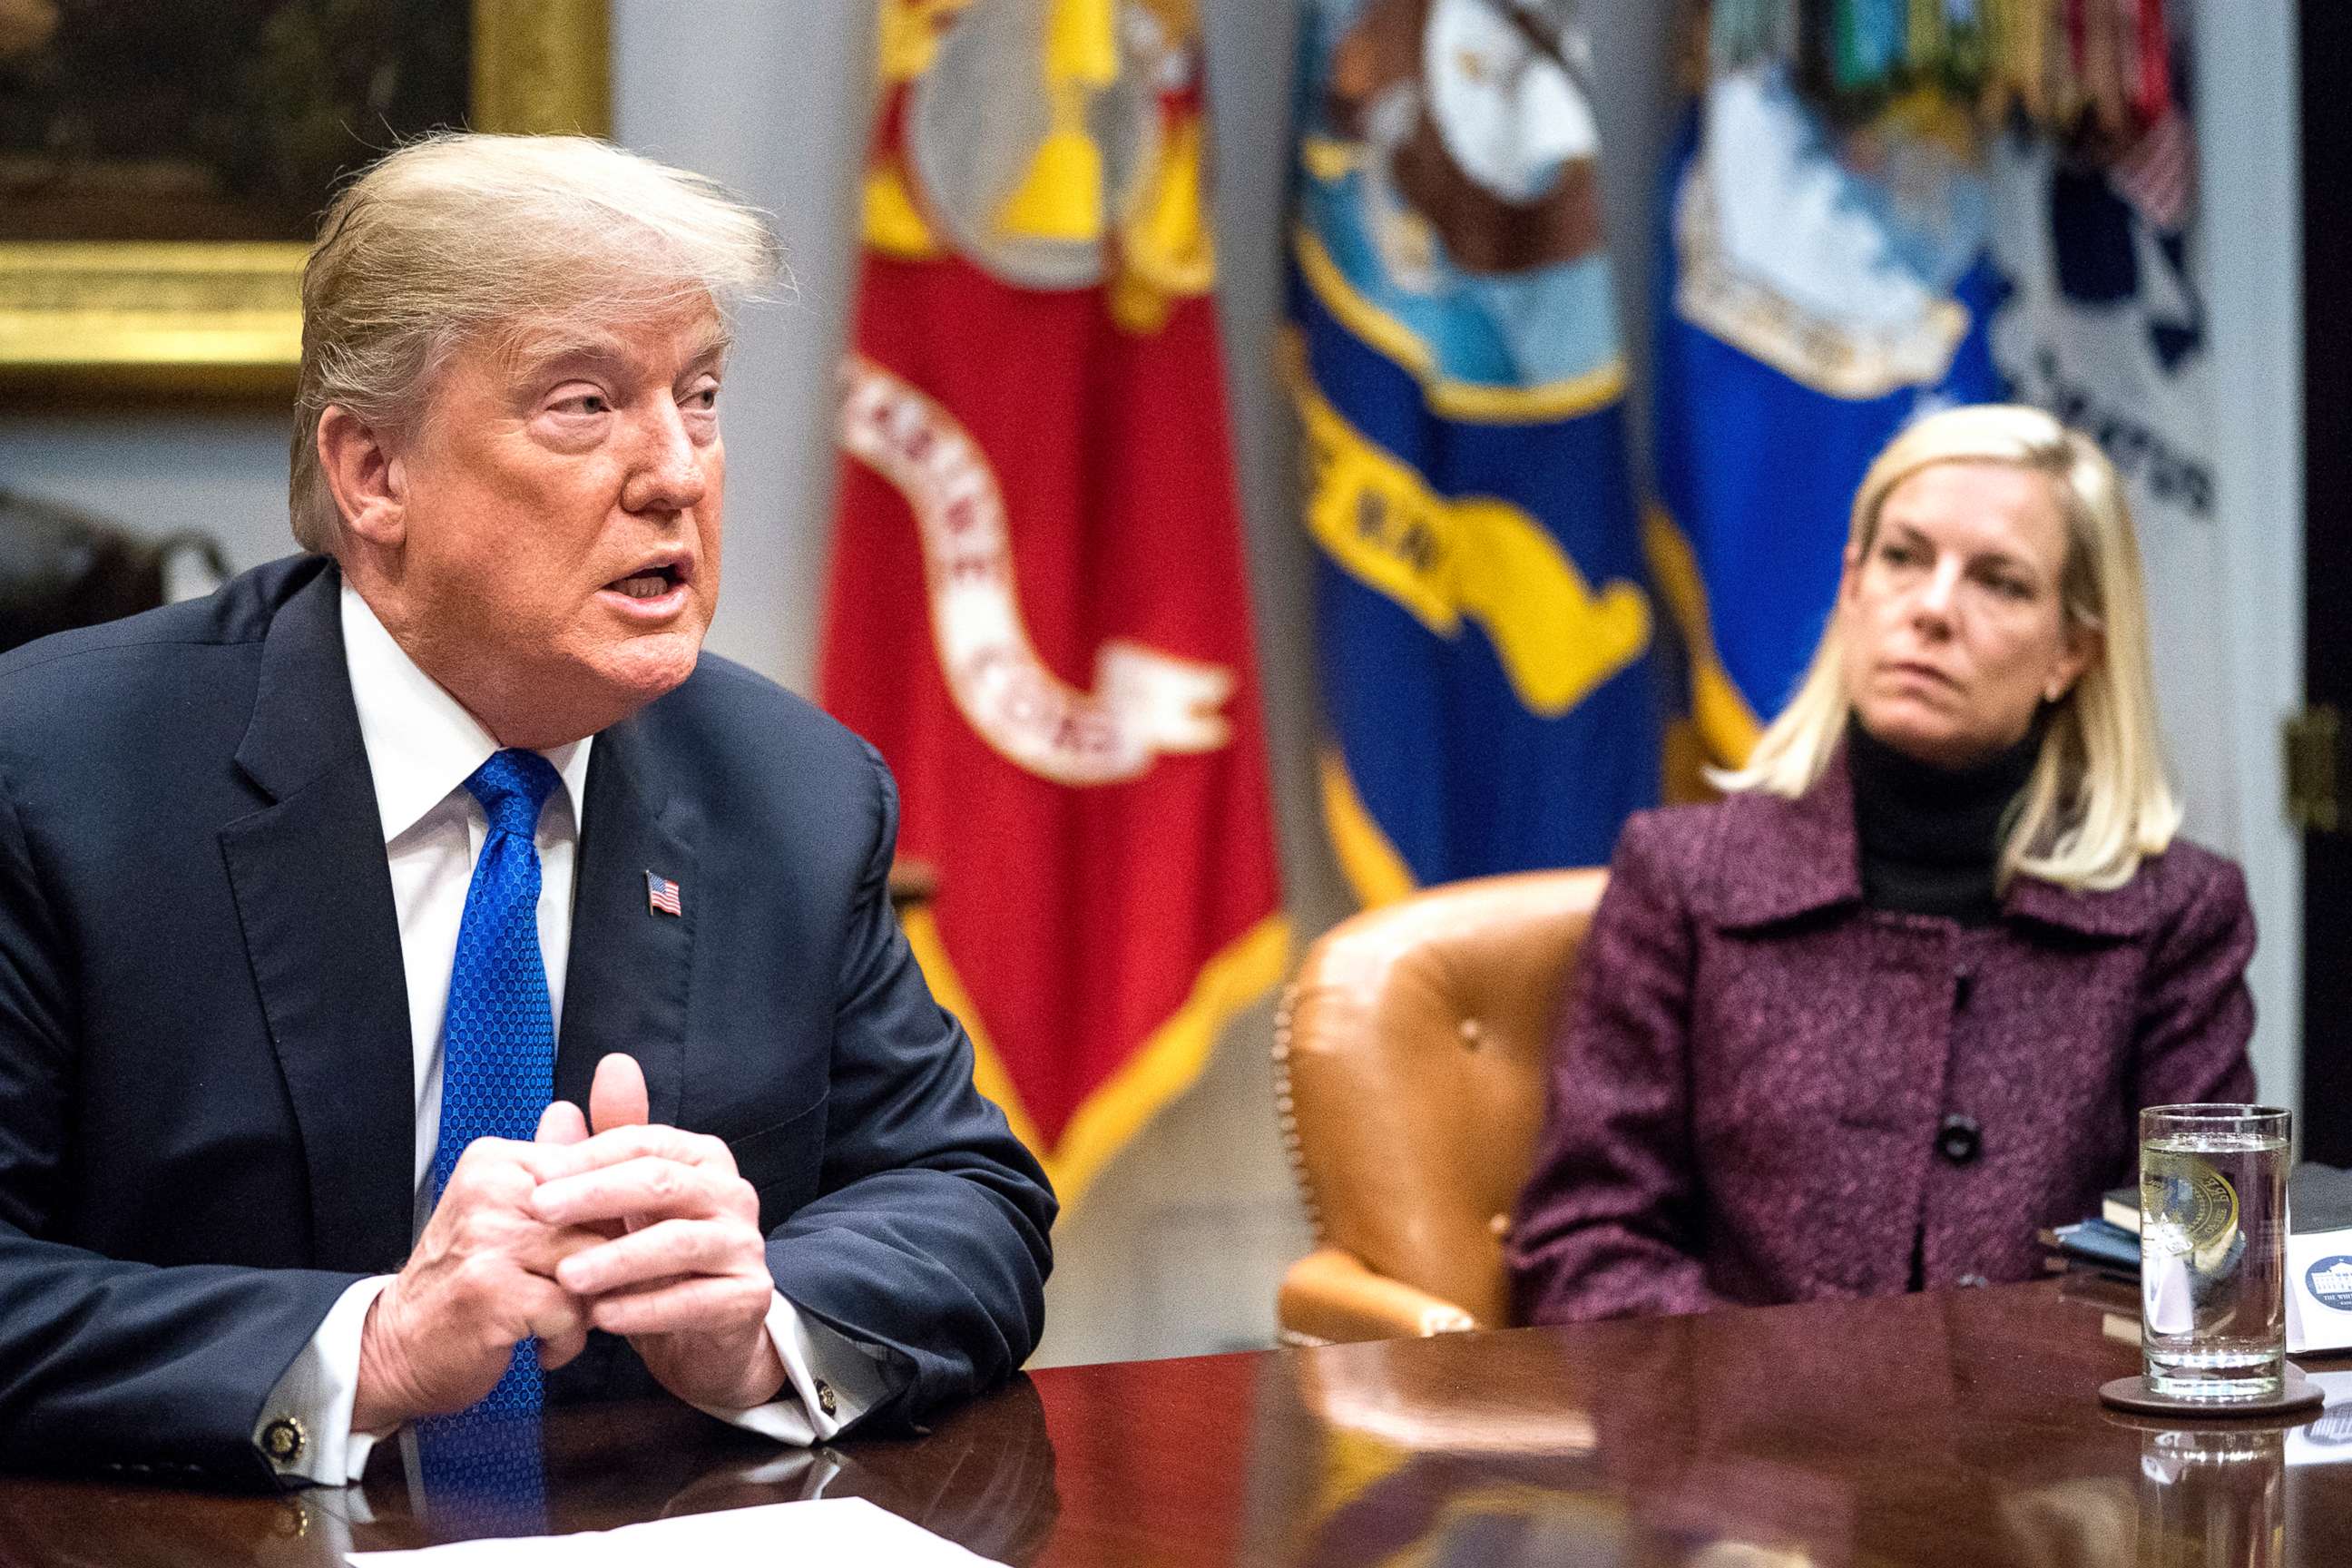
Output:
[590, 1052, 652, 1133]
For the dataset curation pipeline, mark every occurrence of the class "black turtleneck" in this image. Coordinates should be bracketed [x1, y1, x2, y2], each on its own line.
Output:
[1847, 718, 2038, 926]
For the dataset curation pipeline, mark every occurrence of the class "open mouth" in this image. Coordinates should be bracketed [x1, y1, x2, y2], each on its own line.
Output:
[607, 563, 685, 600]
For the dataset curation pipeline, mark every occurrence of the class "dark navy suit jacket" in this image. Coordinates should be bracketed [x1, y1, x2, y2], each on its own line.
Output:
[0, 555, 1054, 1486]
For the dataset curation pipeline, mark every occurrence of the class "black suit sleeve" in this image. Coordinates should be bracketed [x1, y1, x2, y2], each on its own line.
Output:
[760, 742, 1055, 1431]
[0, 765, 358, 1487]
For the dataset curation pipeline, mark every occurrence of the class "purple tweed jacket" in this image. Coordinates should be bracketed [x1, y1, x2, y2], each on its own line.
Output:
[1507, 758, 2257, 1323]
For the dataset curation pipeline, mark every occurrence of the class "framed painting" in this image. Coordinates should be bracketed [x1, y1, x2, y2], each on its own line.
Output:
[0, 0, 609, 398]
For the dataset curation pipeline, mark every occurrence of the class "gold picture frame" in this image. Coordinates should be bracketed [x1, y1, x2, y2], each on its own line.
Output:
[0, 0, 611, 400]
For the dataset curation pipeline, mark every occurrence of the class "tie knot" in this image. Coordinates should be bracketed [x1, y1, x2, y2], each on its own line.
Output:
[465, 749, 562, 841]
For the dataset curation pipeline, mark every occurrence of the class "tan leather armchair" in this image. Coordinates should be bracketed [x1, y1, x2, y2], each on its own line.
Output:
[1273, 868, 1608, 1345]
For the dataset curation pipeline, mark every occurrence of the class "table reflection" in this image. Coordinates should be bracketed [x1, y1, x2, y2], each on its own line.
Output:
[2137, 1425, 2285, 1568]
[21, 1284, 2352, 1568]
[0, 1378, 1059, 1568]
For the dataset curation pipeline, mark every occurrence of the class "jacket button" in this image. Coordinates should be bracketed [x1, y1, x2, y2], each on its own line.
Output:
[1936, 1113, 1982, 1165]
[1957, 1272, 1990, 1289]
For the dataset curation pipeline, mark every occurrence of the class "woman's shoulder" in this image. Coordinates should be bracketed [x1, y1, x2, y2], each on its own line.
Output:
[2006, 834, 2250, 941]
[1603, 789, 1840, 919]
[2128, 836, 2251, 922]
[1606, 796, 1744, 873]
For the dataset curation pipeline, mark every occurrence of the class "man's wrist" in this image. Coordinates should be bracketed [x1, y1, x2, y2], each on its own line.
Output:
[639, 1326, 788, 1411]
[349, 1289, 415, 1436]
[743, 1332, 789, 1407]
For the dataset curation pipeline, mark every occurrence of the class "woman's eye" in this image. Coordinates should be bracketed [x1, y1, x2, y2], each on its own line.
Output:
[1879, 544, 1919, 568]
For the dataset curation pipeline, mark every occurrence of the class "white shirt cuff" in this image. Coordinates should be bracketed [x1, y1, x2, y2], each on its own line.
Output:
[690, 1291, 902, 1443]
[254, 1274, 396, 1486]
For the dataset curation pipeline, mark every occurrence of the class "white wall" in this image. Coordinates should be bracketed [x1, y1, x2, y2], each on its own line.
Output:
[0, 0, 2305, 1357]
[2195, 0, 2304, 1117]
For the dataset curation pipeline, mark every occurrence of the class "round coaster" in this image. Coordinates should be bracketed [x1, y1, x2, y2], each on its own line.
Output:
[2099, 1369, 2325, 1418]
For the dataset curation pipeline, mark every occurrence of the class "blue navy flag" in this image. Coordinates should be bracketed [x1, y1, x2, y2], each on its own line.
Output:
[1289, 0, 1661, 904]
[1651, 64, 2004, 763]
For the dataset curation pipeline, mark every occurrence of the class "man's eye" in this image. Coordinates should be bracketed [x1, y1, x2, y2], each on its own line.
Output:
[683, 385, 720, 411]
[554, 392, 609, 416]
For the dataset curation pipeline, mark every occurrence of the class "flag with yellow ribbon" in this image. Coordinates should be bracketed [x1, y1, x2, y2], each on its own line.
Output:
[822, 0, 1288, 1207]
[1290, 0, 1662, 905]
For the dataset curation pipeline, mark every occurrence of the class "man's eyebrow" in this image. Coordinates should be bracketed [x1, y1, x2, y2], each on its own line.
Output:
[681, 319, 734, 368]
[505, 320, 734, 380]
[505, 335, 626, 387]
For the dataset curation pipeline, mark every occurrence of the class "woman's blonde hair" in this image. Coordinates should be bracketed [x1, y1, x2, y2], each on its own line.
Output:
[289, 132, 783, 553]
[1714, 403, 2179, 892]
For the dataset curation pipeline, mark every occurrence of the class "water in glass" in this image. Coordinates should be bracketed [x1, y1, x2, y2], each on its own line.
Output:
[2141, 1128, 2288, 1400]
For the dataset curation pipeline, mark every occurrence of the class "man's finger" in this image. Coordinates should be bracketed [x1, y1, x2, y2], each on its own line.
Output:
[534, 1100, 590, 1145]
[511, 1217, 630, 1278]
[590, 1053, 651, 1135]
[525, 1122, 738, 1182]
[538, 1320, 591, 1371]
[586, 1273, 773, 1338]
[531, 1154, 742, 1228]
[516, 1276, 592, 1365]
[554, 1217, 757, 1296]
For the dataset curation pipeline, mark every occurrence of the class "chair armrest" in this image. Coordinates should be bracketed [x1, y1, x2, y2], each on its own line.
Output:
[1278, 1247, 1480, 1345]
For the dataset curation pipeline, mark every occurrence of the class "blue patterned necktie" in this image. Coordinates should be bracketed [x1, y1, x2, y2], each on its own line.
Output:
[430, 747, 563, 1214]
[415, 748, 562, 1524]
[432, 748, 562, 1412]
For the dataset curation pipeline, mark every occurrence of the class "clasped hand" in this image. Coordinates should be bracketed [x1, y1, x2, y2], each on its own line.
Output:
[351, 1054, 785, 1432]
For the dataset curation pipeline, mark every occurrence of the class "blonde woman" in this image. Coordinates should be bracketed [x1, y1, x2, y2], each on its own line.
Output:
[1508, 405, 2255, 1322]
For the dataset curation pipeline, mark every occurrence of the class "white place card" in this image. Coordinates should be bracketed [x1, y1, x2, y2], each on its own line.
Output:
[2286, 1228, 2352, 1355]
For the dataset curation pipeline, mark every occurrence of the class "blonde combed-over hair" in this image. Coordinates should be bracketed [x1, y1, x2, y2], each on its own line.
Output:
[1713, 404, 2180, 893]
[289, 132, 783, 553]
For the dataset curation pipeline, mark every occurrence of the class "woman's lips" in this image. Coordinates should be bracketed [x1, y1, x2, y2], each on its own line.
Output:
[1885, 660, 1958, 691]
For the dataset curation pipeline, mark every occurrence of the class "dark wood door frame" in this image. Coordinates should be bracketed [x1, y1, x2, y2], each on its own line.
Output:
[2302, 0, 2352, 1162]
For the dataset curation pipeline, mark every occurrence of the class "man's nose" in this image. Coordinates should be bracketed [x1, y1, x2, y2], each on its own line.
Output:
[621, 402, 709, 514]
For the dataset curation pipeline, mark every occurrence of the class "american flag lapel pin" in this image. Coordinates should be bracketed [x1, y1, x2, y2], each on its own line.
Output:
[645, 870, 683, 917]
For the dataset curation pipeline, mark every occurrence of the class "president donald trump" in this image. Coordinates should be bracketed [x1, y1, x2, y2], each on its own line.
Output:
[0, 134, 1054, 1487]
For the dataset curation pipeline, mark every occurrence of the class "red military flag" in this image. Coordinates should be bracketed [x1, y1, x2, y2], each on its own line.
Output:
[822, 0, 1287, 1207]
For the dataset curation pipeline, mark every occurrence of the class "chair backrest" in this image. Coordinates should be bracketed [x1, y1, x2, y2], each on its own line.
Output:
[1275, 868, 1608, 1328]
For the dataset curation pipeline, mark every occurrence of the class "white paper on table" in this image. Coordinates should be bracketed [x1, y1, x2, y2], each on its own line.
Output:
[346, 1496, 1006, 1568]
[2286, 1227, 2352, 1355]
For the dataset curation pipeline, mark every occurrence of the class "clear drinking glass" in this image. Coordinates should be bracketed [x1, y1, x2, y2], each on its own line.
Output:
[2139, 1104, 2291, 1401]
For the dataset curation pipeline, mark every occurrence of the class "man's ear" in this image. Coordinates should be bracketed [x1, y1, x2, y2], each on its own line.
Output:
[317, 405, 407, 548]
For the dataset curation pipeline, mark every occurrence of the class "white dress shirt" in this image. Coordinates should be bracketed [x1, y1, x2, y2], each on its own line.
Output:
[254, 584, 895, 1485]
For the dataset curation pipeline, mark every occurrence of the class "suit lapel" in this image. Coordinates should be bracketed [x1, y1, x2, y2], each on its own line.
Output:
[220, 564, 415, 1275]
[556, 710, 698, 1129]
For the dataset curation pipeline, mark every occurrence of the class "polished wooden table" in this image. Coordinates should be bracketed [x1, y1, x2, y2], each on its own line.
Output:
[5, 1280, 2349, 1565]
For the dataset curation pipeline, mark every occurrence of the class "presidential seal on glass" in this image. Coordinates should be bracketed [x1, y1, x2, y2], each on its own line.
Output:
[2140, 1104, 2290, 1401]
